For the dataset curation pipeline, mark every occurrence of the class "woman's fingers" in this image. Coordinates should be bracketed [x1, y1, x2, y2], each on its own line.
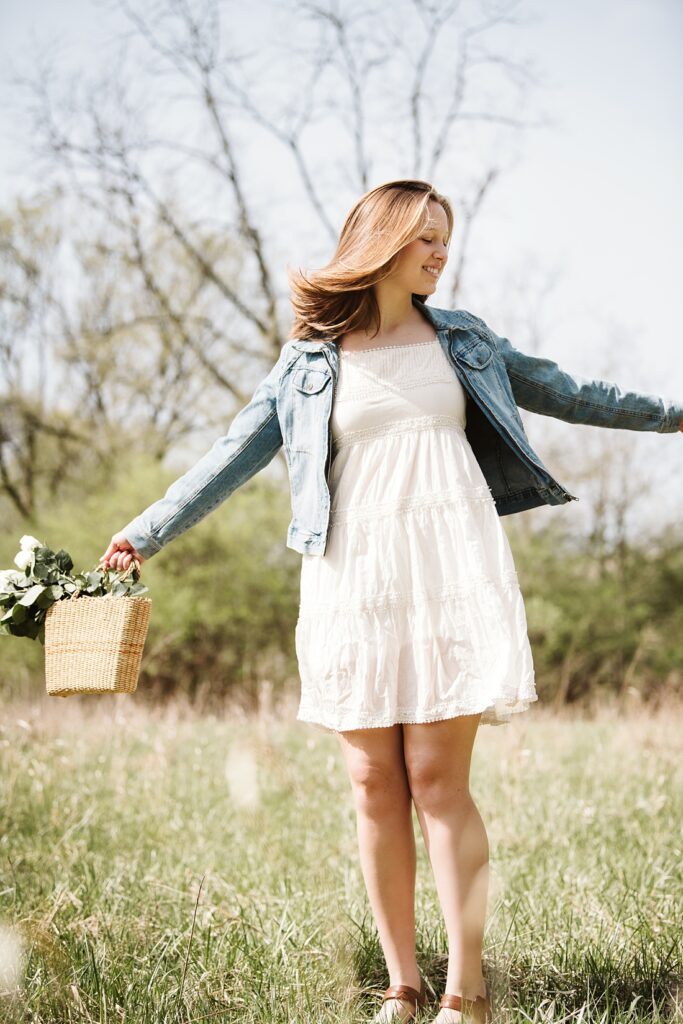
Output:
[107, 550, 137, 571]
[99, 534, 145, 572]
[99, 548, 123, 570]
[99, 542, 115, 565]
[100, 536, 129, 564]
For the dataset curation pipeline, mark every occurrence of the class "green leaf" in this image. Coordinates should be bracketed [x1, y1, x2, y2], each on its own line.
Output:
[18, 584, 47, 608]
[55, 549, 74, 574]
[36, 586, 64, 608]
[12, 604, 27, 624]
[10, 618, 40, 639]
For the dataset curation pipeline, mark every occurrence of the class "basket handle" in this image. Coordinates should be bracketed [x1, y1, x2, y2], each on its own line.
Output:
[118, 557, 142, 578]
[96, 557, 142, 579]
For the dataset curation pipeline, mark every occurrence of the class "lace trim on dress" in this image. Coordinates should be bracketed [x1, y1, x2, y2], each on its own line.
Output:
[297, 569, 522, 616]
[334, 373, 463, 402]
[333, 414, 467, 451]
[337, 338, 438, 355]
[329, 486, 493, 524]
[297, 693, 538, 732]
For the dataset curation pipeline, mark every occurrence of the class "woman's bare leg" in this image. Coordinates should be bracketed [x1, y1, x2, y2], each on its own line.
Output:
[336, 724, 422, 1010]
[403, 714, 488, 1008]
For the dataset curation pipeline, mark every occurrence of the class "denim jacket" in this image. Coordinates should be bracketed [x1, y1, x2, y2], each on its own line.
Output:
[121, 296, 682, 559]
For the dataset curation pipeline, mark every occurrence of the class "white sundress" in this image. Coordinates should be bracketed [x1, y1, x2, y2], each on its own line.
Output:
[294, 335, 538, 734]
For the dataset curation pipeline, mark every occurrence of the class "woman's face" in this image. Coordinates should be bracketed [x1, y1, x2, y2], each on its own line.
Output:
[390, 199, 450, 295]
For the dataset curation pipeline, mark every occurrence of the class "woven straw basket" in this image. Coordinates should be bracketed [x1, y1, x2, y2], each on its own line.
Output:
[44, 561, 151, 698]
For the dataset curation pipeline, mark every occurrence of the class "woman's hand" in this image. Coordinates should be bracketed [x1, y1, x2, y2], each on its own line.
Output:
[99, 533, 146, 573]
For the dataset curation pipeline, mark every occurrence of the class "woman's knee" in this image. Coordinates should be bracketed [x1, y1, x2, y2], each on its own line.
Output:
[402, 715, 481, 815]
[408, 768, 472, 816]
[336, 726, 411, 817]
[352, 763, 413, 817]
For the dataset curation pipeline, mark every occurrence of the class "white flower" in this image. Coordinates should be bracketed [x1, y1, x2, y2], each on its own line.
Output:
[14, 549, 35, 571]
[0, 569, 24, 591]
[19, 535, 42, 551]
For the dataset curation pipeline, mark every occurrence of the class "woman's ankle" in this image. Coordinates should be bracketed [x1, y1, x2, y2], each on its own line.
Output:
[444, 974, 486, 1000]
[388, 965, 422, 990]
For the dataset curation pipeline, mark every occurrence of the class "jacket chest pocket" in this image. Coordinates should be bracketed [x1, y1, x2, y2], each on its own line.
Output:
[454, 339, 493, 370]
[453, 338, 508, 400]
[454, 339, 528, 432]
[286, 367, 331, 454]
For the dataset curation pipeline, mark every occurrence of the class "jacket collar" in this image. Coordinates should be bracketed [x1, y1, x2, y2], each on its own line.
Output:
[290, 296, 477, 353]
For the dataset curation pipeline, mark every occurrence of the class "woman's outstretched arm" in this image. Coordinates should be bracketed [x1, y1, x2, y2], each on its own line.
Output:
[488, 328, 683, 433]
[104, 343, 293, 563]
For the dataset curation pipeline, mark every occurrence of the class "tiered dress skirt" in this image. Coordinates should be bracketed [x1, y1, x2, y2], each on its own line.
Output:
[295, 337, 538, 733]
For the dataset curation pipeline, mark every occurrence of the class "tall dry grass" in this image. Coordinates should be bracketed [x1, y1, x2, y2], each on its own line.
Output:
[1, 690, 682, 1022]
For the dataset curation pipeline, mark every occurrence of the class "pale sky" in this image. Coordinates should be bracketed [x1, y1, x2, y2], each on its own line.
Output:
[1, 0, 681, 531]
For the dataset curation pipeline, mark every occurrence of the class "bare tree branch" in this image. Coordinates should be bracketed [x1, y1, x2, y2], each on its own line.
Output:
[5, 0, 549, 513]
[447, 166, 499, 307]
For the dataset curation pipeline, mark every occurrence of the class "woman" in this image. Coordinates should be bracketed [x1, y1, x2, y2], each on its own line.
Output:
[100, 180, 683, 1023]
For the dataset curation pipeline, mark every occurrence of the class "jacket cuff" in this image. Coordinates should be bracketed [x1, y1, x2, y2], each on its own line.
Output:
[119, 519, 163, 561]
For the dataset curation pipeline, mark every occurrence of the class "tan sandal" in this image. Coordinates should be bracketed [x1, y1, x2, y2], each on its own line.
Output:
[372, 976, 429, 1022]
[435, 988, 492, 1023]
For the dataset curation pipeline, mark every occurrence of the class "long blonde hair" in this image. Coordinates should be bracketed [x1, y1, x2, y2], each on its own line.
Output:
[287, 179, 454, 342]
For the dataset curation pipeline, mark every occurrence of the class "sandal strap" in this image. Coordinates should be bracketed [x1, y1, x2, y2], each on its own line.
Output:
[439, 993, 490, 1013]
[383, 978, 427, 1007]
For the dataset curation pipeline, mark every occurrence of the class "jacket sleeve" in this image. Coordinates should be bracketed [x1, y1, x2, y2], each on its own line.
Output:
[120, 345, 291, 560]
[489, 328, 683, 434]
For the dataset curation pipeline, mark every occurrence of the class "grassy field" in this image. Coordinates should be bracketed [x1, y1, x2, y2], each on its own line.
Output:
[1, 690, 681, 1023]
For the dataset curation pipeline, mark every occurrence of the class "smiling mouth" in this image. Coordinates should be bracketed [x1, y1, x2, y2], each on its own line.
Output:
[423, 267, 440, 278]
